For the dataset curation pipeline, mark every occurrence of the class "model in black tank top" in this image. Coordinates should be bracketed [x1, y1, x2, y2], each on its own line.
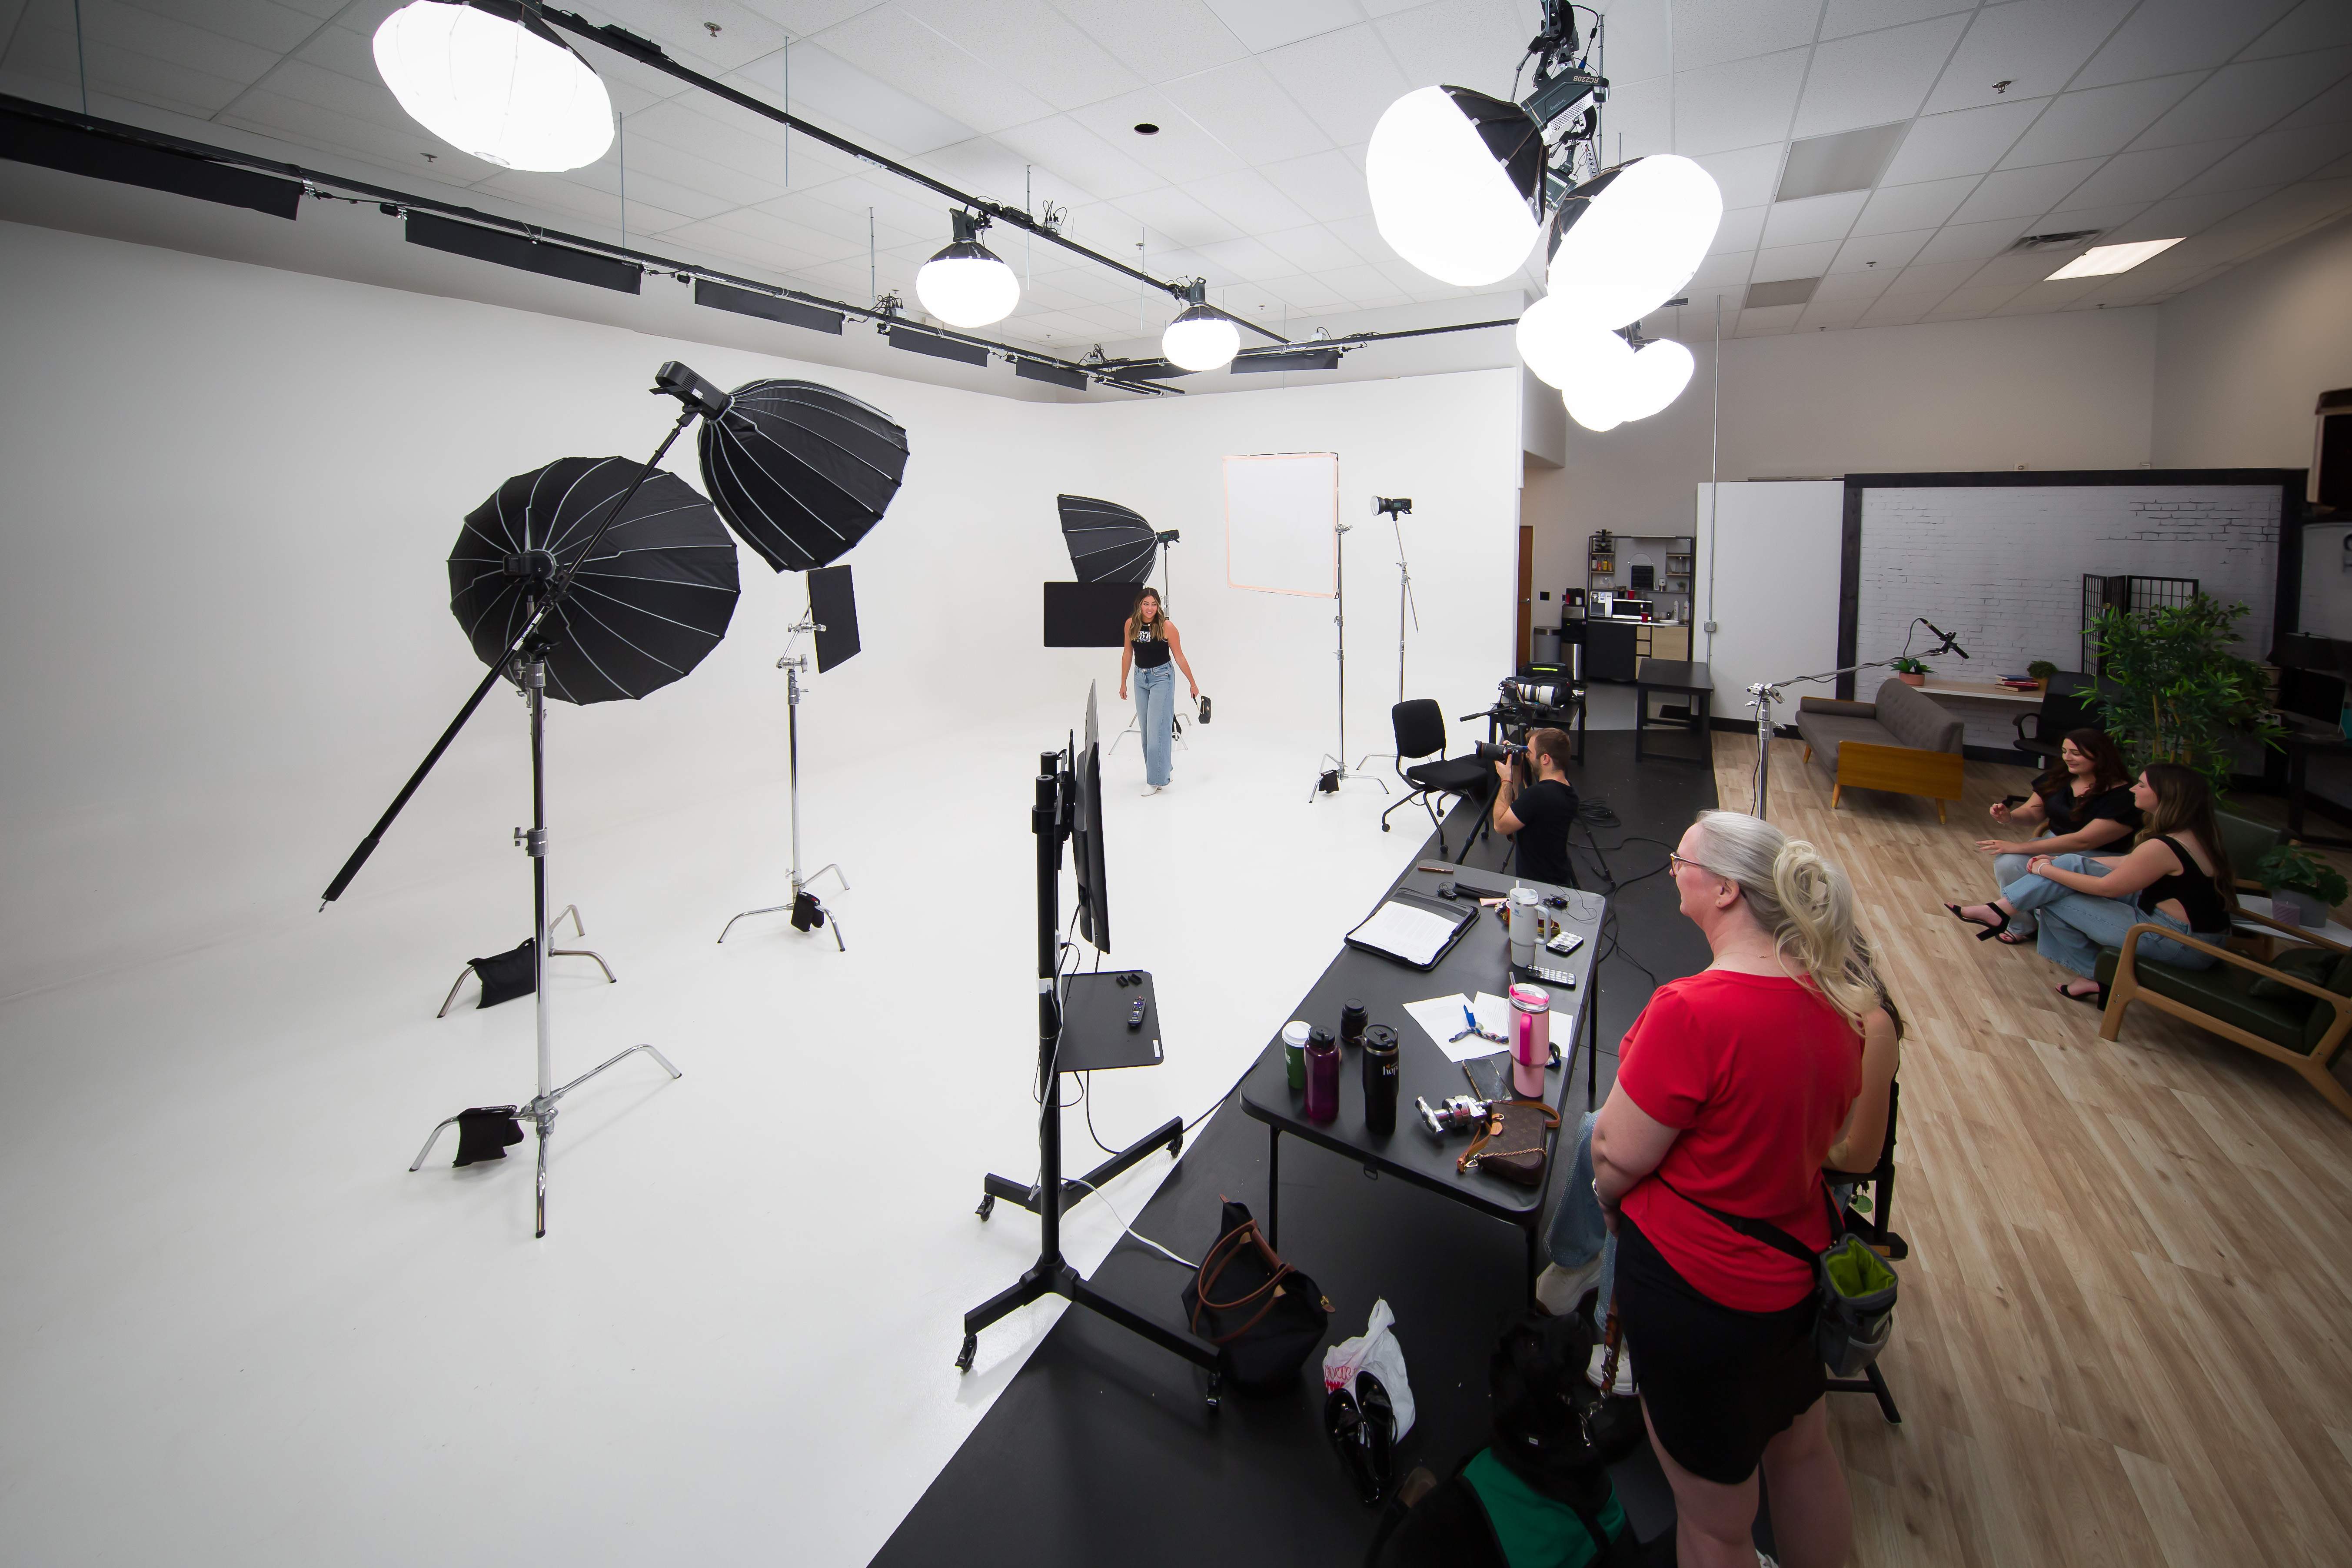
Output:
[1130, 625, 1172, 669]
[2139, 833, 2230, 933]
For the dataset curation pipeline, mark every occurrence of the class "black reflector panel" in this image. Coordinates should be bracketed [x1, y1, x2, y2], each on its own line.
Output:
[0, 107, 301, 219]
[1014, 358, 1088, 390]
[405, 211, 641, 294]
[887, 326, 991, 366]
[1233, 349, 1342, 374]
[695, 277, 844, 334]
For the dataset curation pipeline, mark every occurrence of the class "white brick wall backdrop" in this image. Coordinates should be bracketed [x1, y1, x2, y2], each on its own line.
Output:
[1855, 484, 2281, 748]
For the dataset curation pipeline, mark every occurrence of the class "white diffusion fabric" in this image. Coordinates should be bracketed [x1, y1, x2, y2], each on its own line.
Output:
[1224, 452, 1339, 597]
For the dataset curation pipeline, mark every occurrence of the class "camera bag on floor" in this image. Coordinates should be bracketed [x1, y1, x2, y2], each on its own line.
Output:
[1366, 1310, 1643, 1568]
[1181, 1198, 1331, 1392]
[1653, 1173, 1898, 1376]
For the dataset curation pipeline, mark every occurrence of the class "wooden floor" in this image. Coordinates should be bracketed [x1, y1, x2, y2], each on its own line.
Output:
[1709, 733, 2352, 1568]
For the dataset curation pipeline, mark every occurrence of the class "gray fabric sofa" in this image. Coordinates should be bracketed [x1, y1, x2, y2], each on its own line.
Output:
[1794, 678, 1966, 819]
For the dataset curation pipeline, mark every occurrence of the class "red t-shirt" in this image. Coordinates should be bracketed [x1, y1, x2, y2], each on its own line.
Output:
[1617, 970, 1863, 1312]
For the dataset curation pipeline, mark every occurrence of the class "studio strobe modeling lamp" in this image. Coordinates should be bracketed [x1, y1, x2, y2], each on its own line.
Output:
[321, 362, 741, 1237]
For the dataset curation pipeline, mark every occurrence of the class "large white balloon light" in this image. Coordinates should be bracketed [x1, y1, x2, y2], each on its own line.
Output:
[916, 216, 1020, 329]
[1545, 155, 1722, 331]
[374, 0, 615, 173]
[1615, 338, 1696, 423]
[1367, 86, 1541, 286]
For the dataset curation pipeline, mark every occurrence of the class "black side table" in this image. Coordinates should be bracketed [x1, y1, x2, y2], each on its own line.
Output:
[1634, 658, 1713, 764]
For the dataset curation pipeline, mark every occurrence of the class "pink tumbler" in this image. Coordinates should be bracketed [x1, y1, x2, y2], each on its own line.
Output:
[1304, 1028, 1340, 1123]
[1509, 983, 1551, 1099]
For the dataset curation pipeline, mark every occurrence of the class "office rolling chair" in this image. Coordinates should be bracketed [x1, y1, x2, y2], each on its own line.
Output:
[1381, 699, 1492, 862]
[2013, 684, 2092, 764]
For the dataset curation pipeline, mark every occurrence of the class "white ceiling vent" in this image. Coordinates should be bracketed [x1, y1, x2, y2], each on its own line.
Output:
[2009, 230, 2104, 252]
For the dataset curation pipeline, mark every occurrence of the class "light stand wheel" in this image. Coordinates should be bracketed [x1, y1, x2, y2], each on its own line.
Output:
[1205, 1372, 1223, 1413]
[975, 1193, 995, 1221]
[956, 1335, 978, 1374]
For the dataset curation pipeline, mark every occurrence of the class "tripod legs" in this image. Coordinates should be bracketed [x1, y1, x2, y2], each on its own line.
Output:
[436, 905, 617, 1016]
[718, 863, 850, 950]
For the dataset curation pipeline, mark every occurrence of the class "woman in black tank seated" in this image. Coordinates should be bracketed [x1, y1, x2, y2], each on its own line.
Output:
[1950, 728, 2139, 943]
[1984, 762, 2234, 1006]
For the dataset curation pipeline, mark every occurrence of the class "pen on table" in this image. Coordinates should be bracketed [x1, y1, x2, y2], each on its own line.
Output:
[1461, 1002, 1478, 1035]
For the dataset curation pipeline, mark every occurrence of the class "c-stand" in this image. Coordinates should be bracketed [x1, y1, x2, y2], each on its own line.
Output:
[1747, 619, 1969, 820]
[718, 603, 848, 949]
[1310, 515, 1390, 800]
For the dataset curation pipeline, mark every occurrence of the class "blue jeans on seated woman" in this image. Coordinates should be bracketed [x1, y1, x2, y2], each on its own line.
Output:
[1544, 1113, 1614, 1322]
[2000, 852, 2222, 979]
[1994, 846, 2128, 935]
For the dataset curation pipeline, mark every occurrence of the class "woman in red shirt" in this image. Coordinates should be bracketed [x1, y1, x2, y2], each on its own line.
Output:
[1592, 810, 1871, 1568]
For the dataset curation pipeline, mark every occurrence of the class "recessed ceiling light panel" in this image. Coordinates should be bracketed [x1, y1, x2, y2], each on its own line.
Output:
[2045, 238, 2184, 279]
[1774, 123, 1906, 202]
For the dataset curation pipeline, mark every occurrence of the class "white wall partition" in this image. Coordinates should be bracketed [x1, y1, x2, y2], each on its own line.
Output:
[0, 220, 1521, 999]
[1698, 482, 1845, 736]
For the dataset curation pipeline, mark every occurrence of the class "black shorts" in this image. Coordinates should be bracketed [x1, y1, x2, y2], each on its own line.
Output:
[1614, 1214, 1823, 1485]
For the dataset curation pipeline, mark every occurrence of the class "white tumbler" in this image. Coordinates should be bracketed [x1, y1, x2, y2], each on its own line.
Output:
[1508, 886, 1540, 968]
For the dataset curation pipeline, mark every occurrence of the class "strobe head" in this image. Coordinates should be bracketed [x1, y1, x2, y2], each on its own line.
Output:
[652, 360, 732, 420]
[1417, 1093, 1491, 1136]
[1373, 496, 1413, 518]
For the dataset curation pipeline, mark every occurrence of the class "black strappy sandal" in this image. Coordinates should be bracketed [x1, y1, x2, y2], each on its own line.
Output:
[2056, 982, 2106, 1008]
[1944, 903, 2005, 941]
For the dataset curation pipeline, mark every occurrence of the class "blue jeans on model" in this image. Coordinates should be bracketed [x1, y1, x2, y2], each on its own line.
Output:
[1134, 662, 1174, 786]
[2000, 852, 2222, 979]
[1544, 1113, 1615, 1321]
[1993, 847, 2127, 934]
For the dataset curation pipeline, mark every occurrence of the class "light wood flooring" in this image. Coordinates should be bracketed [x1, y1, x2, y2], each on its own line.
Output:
[1708, 733, 2352, 1568]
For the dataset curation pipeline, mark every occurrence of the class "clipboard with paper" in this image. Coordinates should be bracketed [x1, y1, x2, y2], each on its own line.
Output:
[1344, 890, 1476, 971]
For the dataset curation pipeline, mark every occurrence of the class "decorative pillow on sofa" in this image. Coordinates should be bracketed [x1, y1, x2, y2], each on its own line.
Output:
[2248, 945, 2340, 1000]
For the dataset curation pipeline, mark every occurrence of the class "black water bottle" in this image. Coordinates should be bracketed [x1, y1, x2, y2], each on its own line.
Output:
[1340, 998, 1368, 1049]
[1361, 1025, 1400, 1135]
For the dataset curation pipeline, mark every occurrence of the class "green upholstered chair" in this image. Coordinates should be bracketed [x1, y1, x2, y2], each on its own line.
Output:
[2095, 916, 2352, 1123]
[2212, 808, 2285, 891]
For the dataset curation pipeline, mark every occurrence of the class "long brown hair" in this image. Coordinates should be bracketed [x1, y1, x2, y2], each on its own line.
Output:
[2137, 762, 2237, 908]
[2033, 727, 2129, 796]
[1130, 586, 1166, 638]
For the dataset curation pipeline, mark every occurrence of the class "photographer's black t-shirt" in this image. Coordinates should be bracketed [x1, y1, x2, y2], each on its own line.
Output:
[1511, 778, 1578, 886]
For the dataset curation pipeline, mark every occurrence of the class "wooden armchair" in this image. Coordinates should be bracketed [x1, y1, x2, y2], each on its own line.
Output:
[2095, 912, 2352, 1122]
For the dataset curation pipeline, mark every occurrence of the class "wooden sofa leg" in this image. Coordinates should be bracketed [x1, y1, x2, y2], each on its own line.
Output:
[2099, 982, 2132, 1042]
[1804, 745, 1812, 763]
[1936, 799, 1947, 825]
[1831, 783, 1842, 809]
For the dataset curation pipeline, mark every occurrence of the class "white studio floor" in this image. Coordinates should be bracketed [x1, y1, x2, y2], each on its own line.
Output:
[0, 702, 1484, 1567]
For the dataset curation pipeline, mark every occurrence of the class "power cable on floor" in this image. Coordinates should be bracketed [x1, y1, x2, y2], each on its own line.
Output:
[1064, 1175, 1197, 1271]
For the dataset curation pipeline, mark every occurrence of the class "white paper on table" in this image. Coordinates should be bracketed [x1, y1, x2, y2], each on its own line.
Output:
[1348, 899, 1463, 966]
[1404, 993, 1514, 1064]
[1474, 991, 1513, 1044]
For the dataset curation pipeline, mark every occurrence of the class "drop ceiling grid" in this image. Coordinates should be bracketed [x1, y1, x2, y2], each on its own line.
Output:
[1, 0, 2350, 353]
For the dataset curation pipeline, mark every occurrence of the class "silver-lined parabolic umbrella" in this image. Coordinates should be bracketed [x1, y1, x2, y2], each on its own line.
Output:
[1057, 494, 1162, 584]
[696, 379, 911, 572]
[449, 456, 741, 704]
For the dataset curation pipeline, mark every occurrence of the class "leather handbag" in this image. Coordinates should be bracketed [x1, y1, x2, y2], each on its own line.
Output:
[1458, 1099, 1560, 1187]
[1181, 1199, 1331, 1392]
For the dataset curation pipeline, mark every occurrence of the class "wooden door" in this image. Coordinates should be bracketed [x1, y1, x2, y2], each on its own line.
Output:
[1516, 524, 1534, 670]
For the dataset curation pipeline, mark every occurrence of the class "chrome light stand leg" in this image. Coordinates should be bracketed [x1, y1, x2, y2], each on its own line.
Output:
[436, 903, 615, 1017]
[409, 646, 681, 1236]
[719, 617, 848, 951]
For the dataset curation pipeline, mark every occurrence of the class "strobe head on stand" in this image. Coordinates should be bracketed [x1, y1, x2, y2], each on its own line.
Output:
[1373, 496, 1413, 519]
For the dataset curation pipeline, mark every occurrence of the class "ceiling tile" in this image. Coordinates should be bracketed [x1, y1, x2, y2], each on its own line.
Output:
[1880, 98, 2043, 183]
[1795, 301, 1873, 330]
[1318, 262, 1397, 301]
[805, 7, 1054, 136]
[1370, 0, 1545, 101]
[1922, 0, 2135, 114]
[995, 114, 1165, 201]
[1156, 58, 1334, 164]
[2128, 48, 2352, 151]
[1264, 271, 1348, 310]
[2072, 0, 2297, 91]
[1114, 184, 1244, 249]
[2275, 75, 2352, 132]
[1858, 298, 1933, 323]
[1924, 282, 2027, 316]
[1751, 239, 1844, 281]
[1948, 156, 2100, 221]
[1965, 247, 2082, 284]
[1259, 223, 1367, 272]
[1829, 227, 1933, 271]
[1070, 88, 1247, 181]
[2063, 140, 2241, 207]
[1852, 174, 1979, 233]
[1791, 13, 1972, 139]
[1990, 277, 2103, 311]
[1761, 189, 1870, 246]
[1191, 233, 1300, 280]
[1603, 75, 1674, 161]
[1182, 168, 1315, 233]
[1592, 0, 1671, 84]
[2019, 201, 2149, 236]
[1200, 0, 1364, 54]
[610, 129, 793, 209]
[1674, 47, 1810, 156]
[889, 0, 1146, 112]
[2242, 0, 2352, 60]
[218, 89, 497, 180]
[1913, 213, 2033, 260]
[1258, 21, 1412, 146]
[1691, 143, 1788, 208]
[595, 0, 796, 74]
[1710, 205, 1767, 253]
[1256, 146, 1373, 222]
[1673, 0, 1821, 73]
[1879, 256, 1982, 295]
[1820, 0, 1977, 43]
[2176, 120, 2352, 193]
[1810, 266, 1896, 304]
[912, 136, 1041, 206]
[727, 43, 977, 157]
[1997, 74, 2206, 168]
[1042, 0, 1253, 83]
[2100, 186, 2276, 241]
[1322, 211, 1407, 266]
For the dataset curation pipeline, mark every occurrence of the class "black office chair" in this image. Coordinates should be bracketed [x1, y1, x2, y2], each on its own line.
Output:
[2013, 684, 2091, 764]
[1381, 699, 1491, 862]
[1822, 1077, 1906, 1424]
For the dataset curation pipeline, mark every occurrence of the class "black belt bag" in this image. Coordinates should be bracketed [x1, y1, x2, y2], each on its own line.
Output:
[1653, 1174, 1898, 1377]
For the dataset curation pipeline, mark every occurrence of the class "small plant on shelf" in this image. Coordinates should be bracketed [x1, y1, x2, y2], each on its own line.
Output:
[1890, 656, 1930, 685]
[2253, 845, 2349, 927]
[2026, 659, 2058, 686]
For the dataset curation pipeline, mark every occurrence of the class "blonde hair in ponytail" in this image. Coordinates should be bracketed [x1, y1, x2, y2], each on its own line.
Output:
[1692, 809, 1876, 1032]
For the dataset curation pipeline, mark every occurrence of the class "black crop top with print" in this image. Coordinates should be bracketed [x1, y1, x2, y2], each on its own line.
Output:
[1131, 621, 1172, 669]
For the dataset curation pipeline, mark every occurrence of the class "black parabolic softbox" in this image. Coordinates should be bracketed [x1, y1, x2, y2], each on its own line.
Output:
[697, 379, 911, 572]
[1057, 494, 1159, 583]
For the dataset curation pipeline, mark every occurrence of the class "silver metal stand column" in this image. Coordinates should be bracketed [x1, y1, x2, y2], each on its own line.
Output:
[1311, 516, 1387, 800]
[1355, 513, 1417, 771]
[719, 613, 847, 948]
[1749, 681, 1781, 820]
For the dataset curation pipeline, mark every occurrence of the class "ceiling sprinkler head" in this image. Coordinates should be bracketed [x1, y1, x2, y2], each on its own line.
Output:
[1993, 79, 2012, 94]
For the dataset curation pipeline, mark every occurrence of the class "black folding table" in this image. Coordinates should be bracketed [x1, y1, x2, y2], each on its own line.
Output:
[1633, 658, 1714, 764]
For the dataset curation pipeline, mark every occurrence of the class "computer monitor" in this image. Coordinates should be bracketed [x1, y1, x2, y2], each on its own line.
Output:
[1070, 682, 1110, 951]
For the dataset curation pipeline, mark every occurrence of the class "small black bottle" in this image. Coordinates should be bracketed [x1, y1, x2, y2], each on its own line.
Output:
[1361, 1025, 1400, 1135]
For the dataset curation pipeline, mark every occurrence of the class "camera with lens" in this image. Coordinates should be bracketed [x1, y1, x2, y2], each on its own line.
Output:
[1474, 740, 1529, 765]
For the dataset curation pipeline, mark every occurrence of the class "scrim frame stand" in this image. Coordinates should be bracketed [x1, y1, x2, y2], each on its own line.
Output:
[719, 598, 849, 950]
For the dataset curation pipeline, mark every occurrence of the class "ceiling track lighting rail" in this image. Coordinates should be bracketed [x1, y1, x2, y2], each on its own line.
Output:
[0, 93, 1178, 397]
[534, 6, 1287, 345]
[1094, 315, 1523, 376]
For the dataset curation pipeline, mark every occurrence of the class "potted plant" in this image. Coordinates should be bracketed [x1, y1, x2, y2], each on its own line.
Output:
[2026, 659, 2058, 690]
[2084, 592, 2283, 794]
[1890, 656, 1929, 687]
[2253, 845, 2349, 928]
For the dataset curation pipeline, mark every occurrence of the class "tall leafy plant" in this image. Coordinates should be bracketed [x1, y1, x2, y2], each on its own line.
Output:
[2084, 593, 2281, 792]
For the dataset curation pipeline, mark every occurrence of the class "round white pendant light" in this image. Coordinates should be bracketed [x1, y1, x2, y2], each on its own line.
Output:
[374, 0, 615, 173]
[1366, 85, 1543, 286]
[1162, 284, 1240, 371]
[1544, 154, 1723, 331]
[915, 212, 1020, 328]
[1615, 337, 1696, 422]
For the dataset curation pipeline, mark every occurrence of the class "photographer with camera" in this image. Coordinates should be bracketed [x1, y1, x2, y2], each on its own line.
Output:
[1489, 728, 1578, 886]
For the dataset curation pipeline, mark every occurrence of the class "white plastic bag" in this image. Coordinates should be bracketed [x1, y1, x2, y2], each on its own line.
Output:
[1321, 1298, 1415, 1439]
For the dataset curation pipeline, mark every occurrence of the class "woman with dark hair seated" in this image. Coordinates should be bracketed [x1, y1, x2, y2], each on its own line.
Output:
[1966, 762, 2234, 1005]
[1946, 728, 2137, 943]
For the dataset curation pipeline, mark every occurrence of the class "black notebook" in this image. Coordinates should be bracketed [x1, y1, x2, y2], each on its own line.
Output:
[1345, 890, 1476, 970]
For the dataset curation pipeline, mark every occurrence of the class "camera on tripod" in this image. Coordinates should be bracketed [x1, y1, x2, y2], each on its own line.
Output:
[1474, 740, 1529, 764]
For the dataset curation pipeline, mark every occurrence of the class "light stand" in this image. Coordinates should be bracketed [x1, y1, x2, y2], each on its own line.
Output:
[1356, 496, 1416, 770]
[718, 603, 849, 950]
[1748, 620, 1967, 820]
[955, 749, 1221, 1402]
[1309, 512, 1390, 801]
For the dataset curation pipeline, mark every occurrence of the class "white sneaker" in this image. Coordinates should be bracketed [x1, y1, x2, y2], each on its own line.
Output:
[1141, 784, 1164, 796]
[1586, 1341, 1635, 1396]
[1535, 1258, 1602, 1316]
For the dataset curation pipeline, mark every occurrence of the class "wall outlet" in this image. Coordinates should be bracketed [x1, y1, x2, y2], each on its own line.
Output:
[1703, 621, 1718, 633]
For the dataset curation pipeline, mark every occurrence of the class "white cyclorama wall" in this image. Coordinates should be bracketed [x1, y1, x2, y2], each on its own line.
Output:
[0, 221, 1520, 999]
[1696, 483, 1844, 739]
